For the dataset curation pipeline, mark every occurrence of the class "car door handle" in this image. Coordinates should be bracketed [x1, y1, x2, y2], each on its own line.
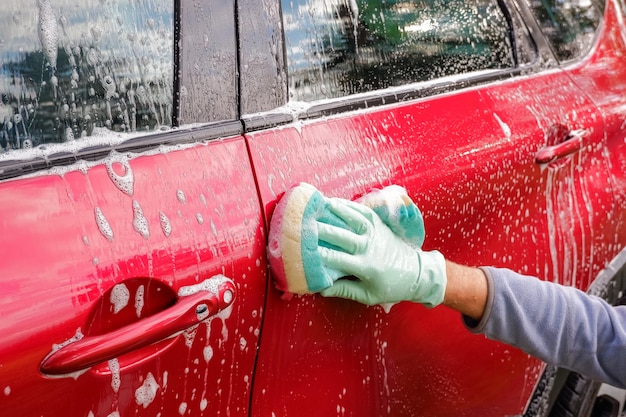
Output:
[40, 278, 236, 376]
[535, 129, 588, 164]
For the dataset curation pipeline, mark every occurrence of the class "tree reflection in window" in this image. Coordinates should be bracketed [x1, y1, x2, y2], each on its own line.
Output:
[282, 0, 515, 102]
[0, 0, 173, 152]
[526, 0, 601, 61]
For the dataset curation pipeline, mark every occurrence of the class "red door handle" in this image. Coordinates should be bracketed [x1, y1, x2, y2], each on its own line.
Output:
[535, 129, 588, 164]
[40, 277, 235, 375]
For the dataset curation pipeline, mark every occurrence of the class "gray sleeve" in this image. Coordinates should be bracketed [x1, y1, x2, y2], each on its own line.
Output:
[462, 266, 626, 389]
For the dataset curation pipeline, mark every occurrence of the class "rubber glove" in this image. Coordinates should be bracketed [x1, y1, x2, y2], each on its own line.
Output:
[317, 198, 447, 307]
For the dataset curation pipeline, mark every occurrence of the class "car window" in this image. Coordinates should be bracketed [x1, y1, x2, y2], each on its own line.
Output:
[282, 0, 518, 102]
[525, 0, 602, 61]
[0, 0, 173, 153]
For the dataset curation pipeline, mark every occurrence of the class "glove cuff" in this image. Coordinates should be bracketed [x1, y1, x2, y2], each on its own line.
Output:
[411, 250, 448, 308]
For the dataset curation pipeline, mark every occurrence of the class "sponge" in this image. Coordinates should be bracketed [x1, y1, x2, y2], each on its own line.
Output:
[355, 185, 425, 250]
[267, 182, 425, 297]
[267, 183, 348, 296]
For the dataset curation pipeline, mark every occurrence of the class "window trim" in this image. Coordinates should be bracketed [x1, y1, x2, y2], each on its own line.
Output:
[241, 0, 557, 132]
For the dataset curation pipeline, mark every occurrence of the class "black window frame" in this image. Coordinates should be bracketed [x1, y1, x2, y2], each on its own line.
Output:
[0, 0, 243, 181]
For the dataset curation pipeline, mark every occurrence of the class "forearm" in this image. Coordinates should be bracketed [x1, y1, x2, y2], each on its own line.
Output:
[442, 261, 489, 321]
[458, 266, 626, 388]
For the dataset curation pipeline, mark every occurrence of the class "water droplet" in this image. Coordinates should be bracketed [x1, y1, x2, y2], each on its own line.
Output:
[203, 346, 213, 362]
[90, 26, 102, 41]
[65, 127, 75, 141]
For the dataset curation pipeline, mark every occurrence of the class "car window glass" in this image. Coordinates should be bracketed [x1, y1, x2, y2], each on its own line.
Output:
[281, 0, 516, 102]
[0, 0, 173, 153]
[526, 0, 602, 61]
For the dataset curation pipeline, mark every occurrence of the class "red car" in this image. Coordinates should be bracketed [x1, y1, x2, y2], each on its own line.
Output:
[1, 0, 626, 415]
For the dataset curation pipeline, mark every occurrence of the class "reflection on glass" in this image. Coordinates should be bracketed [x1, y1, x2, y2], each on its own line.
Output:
[282, 0, 515, 102]
[0, 0, 173, 152]
[526, 0, 601, 61]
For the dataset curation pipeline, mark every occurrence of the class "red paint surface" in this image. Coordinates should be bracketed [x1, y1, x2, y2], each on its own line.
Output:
[247, 13, 622, 414]
[0, 138, 267, 416]
[2, 1, 626, 416]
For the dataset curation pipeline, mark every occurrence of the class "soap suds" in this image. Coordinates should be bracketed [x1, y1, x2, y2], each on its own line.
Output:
[108, 358, 120, 393]
[132, 200, 150, 239]
[95, 207, 114, 241]
[135, 372, 159, 408]
[106, 159, 134, 196]
[38, 0, 59, 68]
[159, 211, 172, 237]
[110, 283, 130, 314]
[135, 285, 145, 318]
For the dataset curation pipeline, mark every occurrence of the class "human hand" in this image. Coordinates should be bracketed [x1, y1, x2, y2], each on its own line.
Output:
[317, 198, 447, 307]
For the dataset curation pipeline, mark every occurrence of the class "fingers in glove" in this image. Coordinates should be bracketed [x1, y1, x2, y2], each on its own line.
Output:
[318, 246, 365, 276]
[320, 279, 374, 305]
[335, 198, 378, 223]
[325, 198, 372, 235]
[317, 221, 367, 254]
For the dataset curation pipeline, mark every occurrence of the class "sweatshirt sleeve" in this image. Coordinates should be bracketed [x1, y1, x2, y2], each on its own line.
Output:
[462, 266, 626, 389]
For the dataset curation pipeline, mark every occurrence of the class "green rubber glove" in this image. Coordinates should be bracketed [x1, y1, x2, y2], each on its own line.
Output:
[318, 198, 447, 307]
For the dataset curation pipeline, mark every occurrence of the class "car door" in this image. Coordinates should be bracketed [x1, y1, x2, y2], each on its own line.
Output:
[242, 0, 619, 416]
[0, 1, 266, 417]
[543, 0, 626, 256]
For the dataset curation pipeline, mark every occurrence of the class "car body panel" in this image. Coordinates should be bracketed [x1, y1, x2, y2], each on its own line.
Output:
[247, 65, 616, 415]
[562, 0, 626, 251]
[0, 137, 266, 416]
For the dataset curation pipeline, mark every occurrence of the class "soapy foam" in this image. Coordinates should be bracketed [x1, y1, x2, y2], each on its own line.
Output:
[95, 207, 114, 241]
[176, 189, 186, 204]
[135, 372, 159, 408]
[108, 358, 120, 393]
[132, 200, 150, 239]
[106, 159, 134, 196]
[159, 211, 172, 237]
[135, 285, 145, 318]
[110, 283, 130, 314]
[38, 0, 58, 68]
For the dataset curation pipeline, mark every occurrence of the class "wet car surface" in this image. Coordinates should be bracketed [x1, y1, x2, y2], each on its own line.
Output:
[1, 0, 626, 416]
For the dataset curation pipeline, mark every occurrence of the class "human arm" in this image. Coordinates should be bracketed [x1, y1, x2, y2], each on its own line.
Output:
[441, 260, 488, 321]
[316, 199, 626, 388]
[467, 266, 626, 389]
